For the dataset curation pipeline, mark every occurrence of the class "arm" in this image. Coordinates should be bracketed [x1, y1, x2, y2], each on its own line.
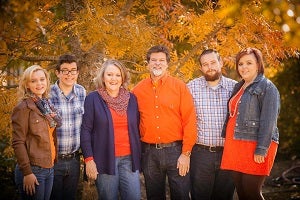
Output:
[11, 103, 39, 194]
[177, 84, 197, 176]
[180, 84, 197, 153]
[80, 94, 98, 179]
[11, 103, 32, 176]
[256, 82, 280, 156]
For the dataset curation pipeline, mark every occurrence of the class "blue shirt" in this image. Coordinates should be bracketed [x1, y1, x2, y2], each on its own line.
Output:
[50, 81, 86, 154]
[187, 76, 237, 146]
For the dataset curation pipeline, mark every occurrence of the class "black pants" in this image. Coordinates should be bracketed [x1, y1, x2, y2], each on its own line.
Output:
[232, 171, 266, 200]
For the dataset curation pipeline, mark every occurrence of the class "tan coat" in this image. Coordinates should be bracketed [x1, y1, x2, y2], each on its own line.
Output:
[11, 98, 57, 176]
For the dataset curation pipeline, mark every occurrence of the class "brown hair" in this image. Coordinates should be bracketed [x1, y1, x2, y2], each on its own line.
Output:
[235, 47, 264, 77]
[56, 54, 78, 71]
[146, 45, 171, 63]
[198, 49, 221, 66]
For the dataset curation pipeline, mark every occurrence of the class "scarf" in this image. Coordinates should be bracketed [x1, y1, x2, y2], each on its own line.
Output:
[98, 87, 130, 116]
[31, 94, 62, 128]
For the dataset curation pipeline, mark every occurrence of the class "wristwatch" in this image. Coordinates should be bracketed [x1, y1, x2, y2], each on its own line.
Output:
[182, 151, 191, 157]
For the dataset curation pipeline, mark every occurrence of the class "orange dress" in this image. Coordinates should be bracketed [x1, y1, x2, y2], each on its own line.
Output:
[221, 87, 278, 176]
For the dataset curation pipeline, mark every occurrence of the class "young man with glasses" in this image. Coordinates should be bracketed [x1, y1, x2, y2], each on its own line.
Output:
[50, 54, 86, 200]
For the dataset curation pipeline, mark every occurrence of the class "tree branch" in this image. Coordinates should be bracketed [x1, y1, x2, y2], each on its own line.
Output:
[173, 22, 224, 75]
[119, 0, 135, 18]
[20, 55, 58, 62]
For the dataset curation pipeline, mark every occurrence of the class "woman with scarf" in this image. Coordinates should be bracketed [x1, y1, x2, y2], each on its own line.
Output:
[80, 59, 141, 200]
[12, 65, 62, 199]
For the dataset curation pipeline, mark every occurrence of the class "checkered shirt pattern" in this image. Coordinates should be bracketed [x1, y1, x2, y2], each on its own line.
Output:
[50, 81, 86, 154]
[187, 76, 236, 146]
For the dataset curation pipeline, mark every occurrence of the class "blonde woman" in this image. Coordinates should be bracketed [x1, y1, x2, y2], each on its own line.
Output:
[12, 65, 61, 199]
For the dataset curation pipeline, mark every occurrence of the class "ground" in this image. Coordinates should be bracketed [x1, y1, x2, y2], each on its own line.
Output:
[3, 156, 299, 200]
[262, 157, 300, 200]
[81, 156, 300, 200]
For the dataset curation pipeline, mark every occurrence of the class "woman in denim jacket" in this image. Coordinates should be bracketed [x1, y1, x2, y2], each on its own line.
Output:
[221, 47, 280, 200]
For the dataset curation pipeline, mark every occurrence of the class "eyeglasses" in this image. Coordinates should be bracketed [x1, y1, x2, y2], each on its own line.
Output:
[60, 70, 78, 75]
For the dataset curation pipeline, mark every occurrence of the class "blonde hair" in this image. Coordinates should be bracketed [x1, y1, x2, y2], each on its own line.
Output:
[94, 59, 130, 89]
[18, 65, 51, 100]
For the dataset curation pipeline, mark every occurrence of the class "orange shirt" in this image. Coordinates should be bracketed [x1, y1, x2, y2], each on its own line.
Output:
[110, 108, 131, 156]
[48, 125, 56, 165]
[132, 74, 197, 152]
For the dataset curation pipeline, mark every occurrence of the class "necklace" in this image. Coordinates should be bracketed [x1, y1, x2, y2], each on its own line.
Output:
[229, 86, 244, 118]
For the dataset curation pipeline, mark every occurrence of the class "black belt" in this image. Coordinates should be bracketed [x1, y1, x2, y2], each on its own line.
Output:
[58, 151, 80, 159]
[196, 144, 224, 152]
[143, 141, 182, 149]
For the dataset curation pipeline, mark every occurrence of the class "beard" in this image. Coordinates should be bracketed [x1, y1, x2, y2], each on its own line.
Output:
[204, 70, 221, 81]
[152, 69, 163, 77]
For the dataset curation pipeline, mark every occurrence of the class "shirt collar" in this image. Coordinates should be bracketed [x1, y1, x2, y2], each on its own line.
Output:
[199, 75, 232, 90]
[151, 73, 169, 87]
[54, 80, 77, 97]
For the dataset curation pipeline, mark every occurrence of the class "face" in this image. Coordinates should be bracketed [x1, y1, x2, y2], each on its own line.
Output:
[200, 52, 222, 81]
[27, 70, 47, 98]
[103, 64, 122, 95]
[237, 53, 259, 83]
[56, 62, 78, 88]
[148, 52, 168, 78]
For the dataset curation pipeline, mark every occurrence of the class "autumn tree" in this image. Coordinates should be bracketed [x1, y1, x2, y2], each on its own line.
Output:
[1, 0, 299, 86]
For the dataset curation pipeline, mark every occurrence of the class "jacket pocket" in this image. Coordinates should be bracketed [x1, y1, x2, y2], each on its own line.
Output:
[245, 120, 260, 128]
[29, 115, 47, 135]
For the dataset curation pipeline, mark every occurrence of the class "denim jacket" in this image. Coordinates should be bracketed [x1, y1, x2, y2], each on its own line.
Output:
[222, 74, 280, 156]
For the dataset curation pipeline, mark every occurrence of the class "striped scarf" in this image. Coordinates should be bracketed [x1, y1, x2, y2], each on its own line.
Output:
[31, 95, 62, 128]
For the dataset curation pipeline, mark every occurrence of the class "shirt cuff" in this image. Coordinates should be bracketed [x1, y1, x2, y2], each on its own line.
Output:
[84, 157, 94, 163]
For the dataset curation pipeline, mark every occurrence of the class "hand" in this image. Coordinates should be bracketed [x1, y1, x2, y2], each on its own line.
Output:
[23, 173, 39, 196]
[85, 160, 98, 180]
[254, 154, 265, 164]
[177, 154, 190, 176]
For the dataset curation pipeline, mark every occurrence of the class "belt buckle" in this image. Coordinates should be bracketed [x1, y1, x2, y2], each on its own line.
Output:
[209, 146, 216, 153]
[155, 143, 163, 149]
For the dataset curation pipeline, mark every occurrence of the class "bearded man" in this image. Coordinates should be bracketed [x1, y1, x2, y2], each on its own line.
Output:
[187, 49, 237, 200]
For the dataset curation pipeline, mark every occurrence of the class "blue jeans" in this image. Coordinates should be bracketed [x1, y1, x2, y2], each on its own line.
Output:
[142, 144, 190, 200]
[190, 145, 235, 200]
[95, 155, 141, 200]
[15, 164, 54, 200]
[50, 155, 80, 200]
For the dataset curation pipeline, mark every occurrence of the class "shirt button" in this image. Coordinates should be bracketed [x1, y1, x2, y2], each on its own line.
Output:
[157, 126, 159, 129]
[155, 95, 158, 98]
[155, 106, 158, 108]
[156, 116, 159, 119]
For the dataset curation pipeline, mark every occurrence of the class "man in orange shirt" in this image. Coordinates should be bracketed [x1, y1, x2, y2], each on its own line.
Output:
[132, 45, 197, 200]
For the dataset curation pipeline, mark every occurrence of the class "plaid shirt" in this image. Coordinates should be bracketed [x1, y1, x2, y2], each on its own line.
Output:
[187, 76, 237, 146]
[50, 81, 86, 154]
